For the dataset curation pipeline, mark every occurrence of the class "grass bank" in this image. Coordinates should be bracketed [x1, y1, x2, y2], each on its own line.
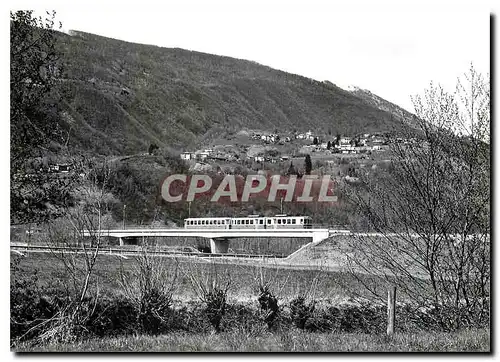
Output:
[15, 328, 490, 352]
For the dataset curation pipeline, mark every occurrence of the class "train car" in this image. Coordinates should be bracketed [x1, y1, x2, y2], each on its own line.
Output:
[230, 215, 266, 229]
[265, 215, 313, 229]
[184, 215, 313, 229]
[184, 217, 232, 229]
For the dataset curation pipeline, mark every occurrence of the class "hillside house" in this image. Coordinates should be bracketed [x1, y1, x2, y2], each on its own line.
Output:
[196, 151, 210, 161]
[339, 137, 352, 145]
[254, 155, 265, 163]
[180, 152, 195, 160]
[49, 163, 71, 173]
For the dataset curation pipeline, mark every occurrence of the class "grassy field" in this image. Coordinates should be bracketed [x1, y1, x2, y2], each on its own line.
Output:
[12, 249, 488, 352]
[15, 328, 490, 352]
[12, 251, 364, 302]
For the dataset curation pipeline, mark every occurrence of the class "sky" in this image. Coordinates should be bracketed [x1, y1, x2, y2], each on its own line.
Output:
[18, 0, 492, 113]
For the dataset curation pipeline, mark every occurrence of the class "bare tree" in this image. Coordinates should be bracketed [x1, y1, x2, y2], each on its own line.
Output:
[185, 261, 231, 333]
[343, 65, 490, 330]
[28, 160, 114, 343]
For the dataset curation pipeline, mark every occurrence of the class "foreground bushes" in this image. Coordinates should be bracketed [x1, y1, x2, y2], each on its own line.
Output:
[11, 283, 490, 346]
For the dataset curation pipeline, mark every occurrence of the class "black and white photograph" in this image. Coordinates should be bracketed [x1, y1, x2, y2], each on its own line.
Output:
[9, 0, 491, 353]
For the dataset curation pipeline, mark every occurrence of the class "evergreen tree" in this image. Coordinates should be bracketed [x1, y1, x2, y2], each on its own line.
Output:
[304, 155, 312, 175]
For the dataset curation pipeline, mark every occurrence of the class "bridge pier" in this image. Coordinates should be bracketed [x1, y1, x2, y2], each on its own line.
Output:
[210, 238, 229, 254]
[116, 237, 139, 246]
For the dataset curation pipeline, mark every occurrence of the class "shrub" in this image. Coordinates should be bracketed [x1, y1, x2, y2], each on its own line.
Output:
[186, 263, 231, 333]
[257, 285, 280, 330]
[289, 296, 316, 330]
[119, 248, 178, 335]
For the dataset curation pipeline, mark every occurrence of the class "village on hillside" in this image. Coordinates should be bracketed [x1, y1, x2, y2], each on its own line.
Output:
[178, 129, 424, 179]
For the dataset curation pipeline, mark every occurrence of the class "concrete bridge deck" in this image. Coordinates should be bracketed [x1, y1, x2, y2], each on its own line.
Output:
[82, 228, 351, 253]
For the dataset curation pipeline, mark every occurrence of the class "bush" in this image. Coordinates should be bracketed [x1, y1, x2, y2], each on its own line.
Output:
[186, 263, 231, 333]
[86, 296, 137, 337]
[289, 296, 316, 330]
[119, 248, 178, 335]
[257, 285, 280, 330]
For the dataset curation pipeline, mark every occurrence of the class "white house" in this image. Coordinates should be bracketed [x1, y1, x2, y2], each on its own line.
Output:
[196, 151, 210, 160]
[180, 152, 194, 160]
[339, 137, 352, 145]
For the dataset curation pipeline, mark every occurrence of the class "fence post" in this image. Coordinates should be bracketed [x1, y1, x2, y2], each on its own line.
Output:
[387, 286, 396, 336]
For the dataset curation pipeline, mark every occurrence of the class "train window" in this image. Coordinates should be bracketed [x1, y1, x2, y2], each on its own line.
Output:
[259, 219, 263, 224]
[246, 220, 249, 224]
[287, 219, 291, 224]
[277, 219, 281, 224]
[267, 219, 271, 224]
[292, 219, 296, 224]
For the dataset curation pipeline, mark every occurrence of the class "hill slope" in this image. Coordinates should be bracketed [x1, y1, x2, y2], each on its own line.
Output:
[56, 30, 413, 155]
[346, 86, 418, 129]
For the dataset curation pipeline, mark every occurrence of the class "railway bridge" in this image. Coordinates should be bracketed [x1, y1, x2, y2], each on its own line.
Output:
[82, 228, 349, 253]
